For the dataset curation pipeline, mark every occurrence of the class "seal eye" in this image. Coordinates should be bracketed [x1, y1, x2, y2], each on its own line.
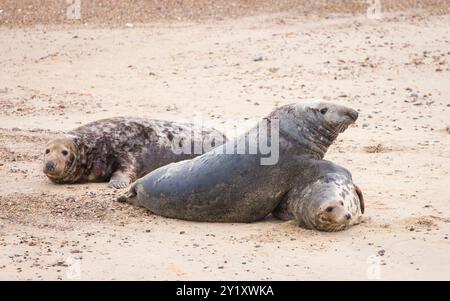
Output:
[45, 149, 50, 154]
[320, 108, 328, 115]
[62, 150, 68, 156]
[325, 206, 334, 212]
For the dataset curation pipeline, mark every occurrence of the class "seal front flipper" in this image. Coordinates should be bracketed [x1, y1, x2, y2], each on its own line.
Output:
[272, 191, 294, 221]
[109, 169, 134, 189]
[117, 182, 138, 205]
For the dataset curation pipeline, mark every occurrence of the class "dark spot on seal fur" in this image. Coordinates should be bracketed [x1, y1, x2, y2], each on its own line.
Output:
[166, 132, 174, 141]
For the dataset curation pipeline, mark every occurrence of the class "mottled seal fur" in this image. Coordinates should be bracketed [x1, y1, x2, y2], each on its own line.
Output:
[119, 100, 359, 222]
[43, 117, 226, 188]
[273, 160, 364, 232]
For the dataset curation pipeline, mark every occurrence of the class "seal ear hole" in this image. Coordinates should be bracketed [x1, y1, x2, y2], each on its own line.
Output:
[320, 107, 328, 115]
[340, 201, 344, 206]
[45, 149, 50, 154]
[62, 150, 68, 156]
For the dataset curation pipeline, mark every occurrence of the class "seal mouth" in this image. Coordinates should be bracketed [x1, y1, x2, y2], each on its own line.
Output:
[338, 124, 349, 133]
[316, 214, 351, 232]
[43, 165, 57, 176]
[43, 154, 77, 180]
[336, 113, 358, 133]
[43, 169, 61, 181]
[317, 219, 350, 232]
[43, 166, 63, 179]
[337, 122, 351, 133]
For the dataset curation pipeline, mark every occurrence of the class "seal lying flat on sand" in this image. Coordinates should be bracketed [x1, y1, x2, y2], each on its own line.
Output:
[43, 117, 226, 188]
[119, 101, 359, 222]
[273, 160, 364, 232]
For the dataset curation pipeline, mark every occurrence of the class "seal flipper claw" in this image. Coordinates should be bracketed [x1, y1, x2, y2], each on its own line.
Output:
[109, 170, 132, 189]
[117, 183, 138, 204]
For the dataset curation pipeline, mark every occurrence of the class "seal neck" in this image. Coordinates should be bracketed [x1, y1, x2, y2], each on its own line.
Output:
[289, 191, 317, 229]
[280, 114, 338, 160]
[305, 115, 338, 157]
[57, 137, 90, 183]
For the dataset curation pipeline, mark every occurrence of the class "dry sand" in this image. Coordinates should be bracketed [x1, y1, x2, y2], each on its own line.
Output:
[0, 2, 449, 280]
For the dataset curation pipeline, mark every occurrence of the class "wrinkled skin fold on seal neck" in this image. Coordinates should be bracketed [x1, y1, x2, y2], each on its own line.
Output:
[270, 102, 355, 160]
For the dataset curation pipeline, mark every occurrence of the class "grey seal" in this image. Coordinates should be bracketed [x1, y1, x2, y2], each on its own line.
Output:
[43, 117, 226, 188]
[119, 101, 359, 222]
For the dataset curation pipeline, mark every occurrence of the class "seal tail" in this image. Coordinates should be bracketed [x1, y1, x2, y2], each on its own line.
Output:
[117, 182, 138, 204]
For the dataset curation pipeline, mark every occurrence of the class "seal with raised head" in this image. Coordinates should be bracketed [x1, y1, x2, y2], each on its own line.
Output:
[43, 117, 226, 188]
[119, 100, 359, 222]
[273, 160, 364, 232]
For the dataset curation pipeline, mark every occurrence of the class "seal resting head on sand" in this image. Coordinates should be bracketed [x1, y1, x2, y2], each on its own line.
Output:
[273, 160, 364, 231]
[119, 100, 359, 223]
[43, 136, 80, 183]
[43, 117, 226, 188]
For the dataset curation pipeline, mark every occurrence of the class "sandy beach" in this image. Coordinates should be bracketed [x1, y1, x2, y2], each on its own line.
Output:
[0, 1, 449, 280]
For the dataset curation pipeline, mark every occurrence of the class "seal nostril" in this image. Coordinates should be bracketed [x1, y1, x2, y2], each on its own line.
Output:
[345, 213, 352, 220]
[348, 110, 358, 121]
[46, 161, 55, 171]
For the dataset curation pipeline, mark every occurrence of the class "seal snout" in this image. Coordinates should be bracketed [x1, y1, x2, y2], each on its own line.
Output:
[44, 160, 55, 173]
[347, 110, 358, 122]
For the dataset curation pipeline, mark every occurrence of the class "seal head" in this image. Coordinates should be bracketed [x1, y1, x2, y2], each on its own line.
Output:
[290, 173, 364, 232]
[273, 100, 358, 159]
[43, 136, 82, 183]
